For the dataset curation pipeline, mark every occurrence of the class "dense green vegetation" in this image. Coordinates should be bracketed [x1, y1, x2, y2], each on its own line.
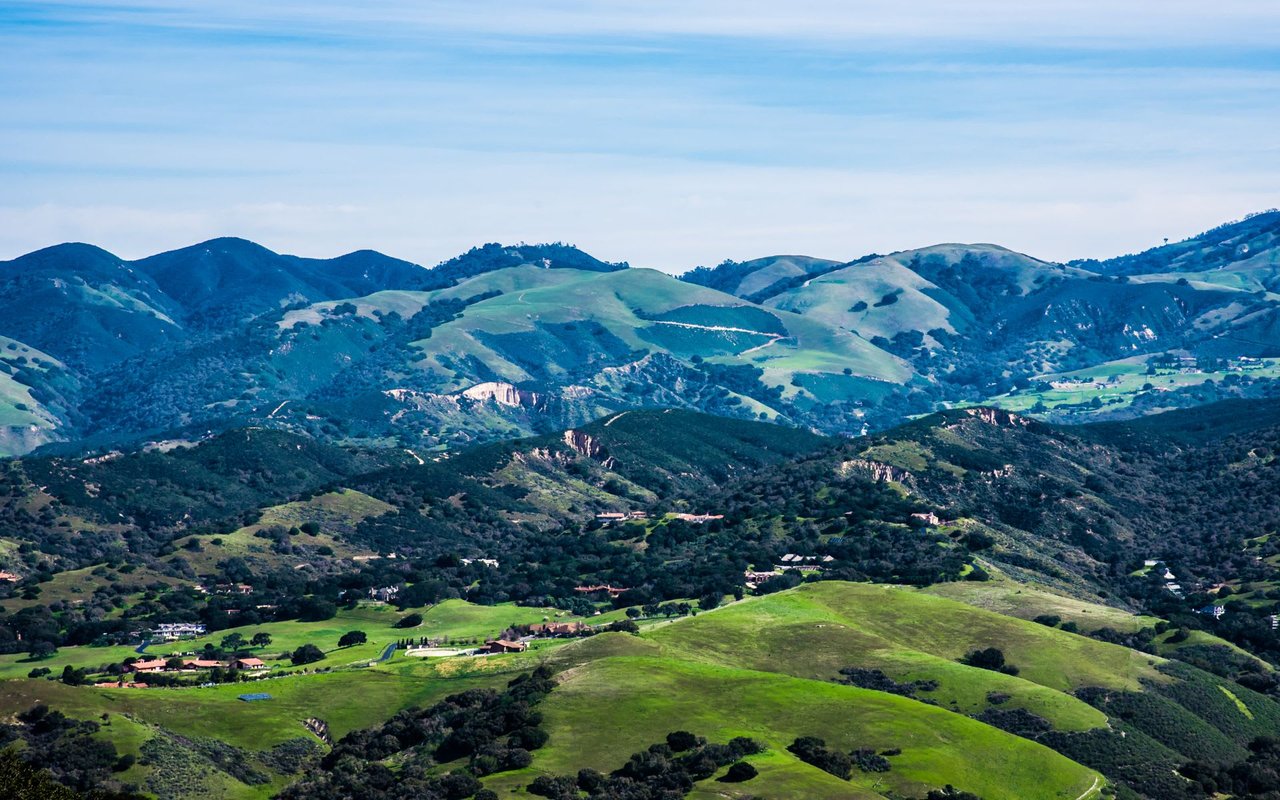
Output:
[1, 574, 1276, 799]
[2, 333, 1280, 799]
[278, 666, 556, 799]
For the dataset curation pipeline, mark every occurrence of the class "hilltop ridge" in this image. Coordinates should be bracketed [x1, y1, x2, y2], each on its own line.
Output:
[1, 212, 1279, 458]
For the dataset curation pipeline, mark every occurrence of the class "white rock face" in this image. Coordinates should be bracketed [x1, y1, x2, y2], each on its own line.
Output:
[460, 382, 543, 408]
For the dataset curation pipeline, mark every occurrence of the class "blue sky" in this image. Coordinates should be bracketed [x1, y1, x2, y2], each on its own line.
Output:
[2, 1, 1278, 270]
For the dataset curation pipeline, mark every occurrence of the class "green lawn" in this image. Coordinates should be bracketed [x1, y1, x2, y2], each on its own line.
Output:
[143, 599, 585, 669]
[0, 598, 585, 681]
[0, 660, 517, 752]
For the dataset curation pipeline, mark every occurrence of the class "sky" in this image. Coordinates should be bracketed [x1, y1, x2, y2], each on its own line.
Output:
[2, 1, 1278, 271]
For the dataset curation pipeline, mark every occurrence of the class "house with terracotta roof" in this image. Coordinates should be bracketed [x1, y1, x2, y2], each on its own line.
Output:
[528, 621, 589, 637]
[233, 657, 267, 670]
[482, 639, 527, 654]
[574, 584, 628, 597]
[743, 570, 781, 589]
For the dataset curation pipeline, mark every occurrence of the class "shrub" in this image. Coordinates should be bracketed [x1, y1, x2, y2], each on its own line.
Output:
[721, 761, 758, 782]
[851, 747, 891, 772]
[787, 736, 852, 780]
[296, 597, 336, 621]
[959, 647, 1019, 676]
[290, 644, 324, 666]
[337, 630, 367, 648]
[839, 667, 938, 697]
[926, 786, 983, 800]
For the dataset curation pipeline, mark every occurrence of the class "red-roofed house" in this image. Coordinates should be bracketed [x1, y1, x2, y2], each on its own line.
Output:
[482, 640, 527, 654]
[528, 622, 589, 637]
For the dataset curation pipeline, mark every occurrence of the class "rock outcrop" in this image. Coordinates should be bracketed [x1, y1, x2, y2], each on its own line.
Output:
[839, 458, 912, 486]
[563, 429, 617, 468]
[460, 381, 545, 409]
[964, 407, 1030, 428]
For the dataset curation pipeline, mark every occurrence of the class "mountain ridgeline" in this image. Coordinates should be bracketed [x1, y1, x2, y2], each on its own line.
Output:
[1, 212, 1279, 460]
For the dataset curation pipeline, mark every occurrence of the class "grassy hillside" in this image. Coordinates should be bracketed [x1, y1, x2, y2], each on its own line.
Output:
[8, 580, 1280, 799]
[515, 656, 1100, 800]
[403, 266, 908, 392]
[765, 255, 958, 344]
[650, 583, 1159, 696]
[0, 585, 1117, 800]
[1078, 209, 1280, 276]
[680, 254, 842, 299]
[0, 336, 73, 456]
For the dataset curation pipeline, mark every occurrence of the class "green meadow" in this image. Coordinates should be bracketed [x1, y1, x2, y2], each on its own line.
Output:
[0, 580, 1223, 799]
[983, 355, 1280, 416]
[0, 599, 582, 680]
[487, 655, 1101, 800]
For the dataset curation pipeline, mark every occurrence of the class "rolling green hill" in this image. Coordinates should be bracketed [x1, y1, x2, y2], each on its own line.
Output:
[1077, 209, 1280, 277]
[2, 401, 1280, 797]
[3, 211, 1280, 457]
[9, 582, 1280, 799]
[682, 216, 1280, 425]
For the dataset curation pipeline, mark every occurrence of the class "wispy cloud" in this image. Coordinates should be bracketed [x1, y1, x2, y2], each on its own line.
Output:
[1, 1, 1277, 268]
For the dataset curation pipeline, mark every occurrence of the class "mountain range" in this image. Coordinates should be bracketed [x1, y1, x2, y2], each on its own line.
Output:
[2, 211, 1278, 458]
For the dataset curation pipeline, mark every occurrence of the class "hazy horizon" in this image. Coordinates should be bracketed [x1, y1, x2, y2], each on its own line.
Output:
[3, 1, 1278, 272]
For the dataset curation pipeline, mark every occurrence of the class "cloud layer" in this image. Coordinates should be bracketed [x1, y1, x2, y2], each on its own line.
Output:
[2, 1, 1277, 268]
